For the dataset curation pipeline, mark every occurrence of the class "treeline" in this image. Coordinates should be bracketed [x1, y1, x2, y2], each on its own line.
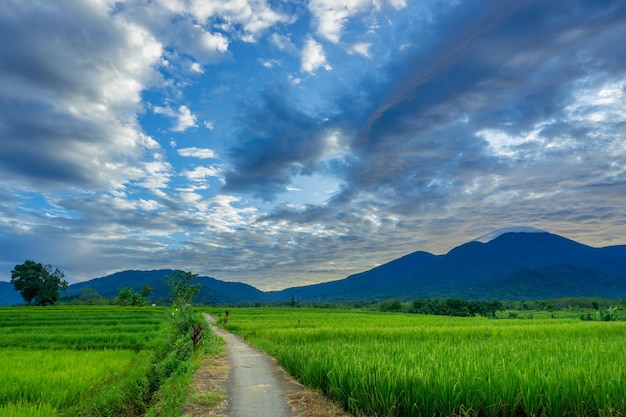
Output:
[412, 298, 502, 317]
[376, 298, 502, 317]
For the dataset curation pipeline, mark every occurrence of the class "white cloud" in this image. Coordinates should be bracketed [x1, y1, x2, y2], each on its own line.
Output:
[183, 166, 222, 182]
[308, 0, 406, 43]
[288, 74, 303, 85]
[260, 58, 281, 68]
[179, 191, 203, 204]
[190, 62, 204, 73]
[308, 0, 369, 43]
[137, 160, 173, 189]
[154, 105, 198, 132]
[189, 0, 290, 41]
[301, 38, 332, 73]
[183, 26, 229, 64]
[178, 147, 218, 159]
[350, 42, 372, 57]
[199, 29, 229, 52]
[270, 33, 297, 53]
[173, 105, 197, 131]
[155, 0, 186, 14]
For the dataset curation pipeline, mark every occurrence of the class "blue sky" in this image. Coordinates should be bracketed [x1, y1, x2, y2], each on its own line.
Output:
[1, 0, 625, 290]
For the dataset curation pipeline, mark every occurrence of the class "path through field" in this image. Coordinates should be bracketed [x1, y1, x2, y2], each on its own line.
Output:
[207, 315, 304, 417]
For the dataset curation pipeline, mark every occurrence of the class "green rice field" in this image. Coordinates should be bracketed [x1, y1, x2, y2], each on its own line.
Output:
[0, 306, 169, 417]
[217, 308, 626, 417]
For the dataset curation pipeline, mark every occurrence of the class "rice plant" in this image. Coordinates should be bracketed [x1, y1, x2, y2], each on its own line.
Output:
[219, 308, 626, 417]
[0, 305, 171, 415]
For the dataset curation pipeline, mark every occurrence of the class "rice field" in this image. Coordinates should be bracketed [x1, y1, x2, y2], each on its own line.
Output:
[0, 306, 169, 416]
[217, 308, 626, 417]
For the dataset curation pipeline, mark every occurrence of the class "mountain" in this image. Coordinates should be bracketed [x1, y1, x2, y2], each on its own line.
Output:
[5, 229, 626, 305]
[0, 281, 23, 306]
[469, 264, 626, 300]
[270, 230, 626, 301]
[404, 231, 626, 296]
[266, 251, 440, 302]
[63, 270, 268, 304]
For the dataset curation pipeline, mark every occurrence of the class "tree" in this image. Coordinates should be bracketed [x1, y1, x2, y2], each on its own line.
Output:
[77, 286, 105, 305]
[166, 271, 201, 308]
[140, 284, 153, 298]
[11, 260, 68, 306]
[165, 271, 202, 338]
[114, 287, 148, 306]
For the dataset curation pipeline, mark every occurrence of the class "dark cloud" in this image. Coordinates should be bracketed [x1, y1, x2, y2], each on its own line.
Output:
[223, 87, 332, 198]
[341, 0, 626, 207]
[0, 102, 106, 186]
[247, 0, 626, 241]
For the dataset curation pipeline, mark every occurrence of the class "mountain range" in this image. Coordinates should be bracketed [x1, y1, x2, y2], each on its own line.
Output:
[2, 228, 626, 305]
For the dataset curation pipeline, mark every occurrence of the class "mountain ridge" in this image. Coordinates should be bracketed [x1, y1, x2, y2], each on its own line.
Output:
[2, 229, 626, 305]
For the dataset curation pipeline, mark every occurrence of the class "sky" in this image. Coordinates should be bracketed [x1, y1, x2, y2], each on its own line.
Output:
[1, 0, 626, 290]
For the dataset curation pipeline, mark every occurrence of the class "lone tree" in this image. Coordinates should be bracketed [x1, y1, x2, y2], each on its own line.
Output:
[11, 260, 68, 305]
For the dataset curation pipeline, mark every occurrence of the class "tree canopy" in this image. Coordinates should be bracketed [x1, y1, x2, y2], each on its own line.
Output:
[11, 260, 68, 305]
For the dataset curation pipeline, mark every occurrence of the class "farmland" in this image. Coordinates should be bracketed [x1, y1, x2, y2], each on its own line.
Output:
[216, 308, 626, 417]
[0, 306, 176, 417]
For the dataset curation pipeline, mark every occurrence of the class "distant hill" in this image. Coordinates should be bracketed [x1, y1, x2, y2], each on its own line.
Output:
[63, 270, 268, 304]
[0, 281, 23, 306]
[5, 229, 626, 305]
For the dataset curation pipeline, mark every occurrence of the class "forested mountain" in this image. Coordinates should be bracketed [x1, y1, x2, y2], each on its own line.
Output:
[268, 231, 626, 301]
[62, 270, 267, 304]
[3, 230, 626, 305]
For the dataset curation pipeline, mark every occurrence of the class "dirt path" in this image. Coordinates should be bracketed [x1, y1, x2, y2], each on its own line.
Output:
[204, 315, 302, 417]
[191, 315, 354, 417]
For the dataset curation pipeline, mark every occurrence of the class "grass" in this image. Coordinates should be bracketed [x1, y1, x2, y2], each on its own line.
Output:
[0, 348, 136, 409]
[0, 305, 207, 416]
[215, 307, 626, 417]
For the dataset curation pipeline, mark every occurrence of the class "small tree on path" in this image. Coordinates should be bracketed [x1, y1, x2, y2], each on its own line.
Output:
[165, 270, 204, 349]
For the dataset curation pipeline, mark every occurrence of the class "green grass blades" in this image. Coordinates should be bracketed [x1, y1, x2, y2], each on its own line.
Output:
[0, 402, 58, 417]
[0, 305, 170, 415]
[0, 349, 136, 409]
[216, 308, 626, 417]
[0, 305, 166, 350]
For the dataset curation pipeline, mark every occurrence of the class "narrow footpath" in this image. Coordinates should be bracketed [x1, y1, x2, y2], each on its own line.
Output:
[207, 316, 304, 417]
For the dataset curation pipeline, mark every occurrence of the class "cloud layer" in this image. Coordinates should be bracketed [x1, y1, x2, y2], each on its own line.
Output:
[1, 0, 625, 290]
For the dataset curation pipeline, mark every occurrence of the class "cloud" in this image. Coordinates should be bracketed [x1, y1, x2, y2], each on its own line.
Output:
[153, 105, 198, 132]
[178, 147, 218, 159]
[308, 0, 406, 43]
[190, 62, 204, 73]
[253, 0, 626, 236]
[350, 42, 372, 57]
[3, 0, 626, 291]
[223, 88, 332, 197]
[270, 32, 298, 54]
[308, 0, 371, 43]
[189, 0, 291, 41]
[183, 26, 229, 63]
[343, 0, 626, 208]
[301, 38, 332, 73]
[0, 0, 165, 190]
